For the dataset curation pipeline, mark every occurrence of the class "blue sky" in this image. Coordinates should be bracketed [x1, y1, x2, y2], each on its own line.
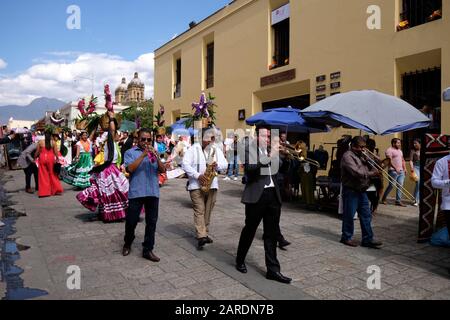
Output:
[0, 0, 230, 105]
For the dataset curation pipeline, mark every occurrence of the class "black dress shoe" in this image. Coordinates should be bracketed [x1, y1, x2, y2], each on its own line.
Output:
[197, 237, 208, 249]
[340, 239, 358, 247]
[122, 245, 131, 256]
[278, 238, 291, 249]
[266, 271, 292, 284]
[235, 263, 247, 274]
[143, 251, 160, 262]
[205, 236, 213, 244]
[361, 240, 383, 249]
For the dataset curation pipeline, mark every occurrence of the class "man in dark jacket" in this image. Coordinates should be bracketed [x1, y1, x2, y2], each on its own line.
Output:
[0, 132, 15, 144]
[119, 131, 134, 165]
[340, 136, 383, 248]
[235, 127, 292, 284]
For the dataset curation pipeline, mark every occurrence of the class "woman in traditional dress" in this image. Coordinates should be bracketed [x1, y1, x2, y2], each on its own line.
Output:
[76, 112, 129, 222]
[35, 129, 64, 198]
[62, 130, 94, 189]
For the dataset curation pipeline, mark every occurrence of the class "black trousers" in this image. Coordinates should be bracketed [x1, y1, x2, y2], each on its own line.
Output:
[23, 163, 38, 190]
[124, 197, 159, 252]
[236, 188, 281, 273]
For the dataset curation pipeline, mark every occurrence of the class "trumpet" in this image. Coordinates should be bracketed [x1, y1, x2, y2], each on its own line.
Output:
[146, 145, 159, 163]
[281, 142, 320, 168]
[362, 148, 415, 201]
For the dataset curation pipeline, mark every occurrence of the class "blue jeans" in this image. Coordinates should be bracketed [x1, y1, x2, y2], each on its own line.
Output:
[382, 170, 405, 202]
[341, 186, 374, 244]
[413, 165, 420, 203]
[227, 156, 239, 177]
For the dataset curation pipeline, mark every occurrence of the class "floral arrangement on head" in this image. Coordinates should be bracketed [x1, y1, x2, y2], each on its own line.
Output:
[78, 95, 97, 117]
[104, 84, 113, 112]
[50, 110, 65, 125]
[183, 92, 217, 128]
[192, 92, 211, 119]
[44, 124, 57, 135]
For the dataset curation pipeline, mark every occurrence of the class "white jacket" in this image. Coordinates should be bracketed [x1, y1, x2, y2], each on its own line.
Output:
[431, 155, 450, 210]
[182, 143, 228, 191]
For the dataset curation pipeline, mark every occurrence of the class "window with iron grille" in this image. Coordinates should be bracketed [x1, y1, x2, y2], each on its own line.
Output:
[174, 58, 181, 99]
[206, 42, 214, 89]
[271, 18, 290, 69]
[399, 0, 442, 30]
[401, 67, 441, 156]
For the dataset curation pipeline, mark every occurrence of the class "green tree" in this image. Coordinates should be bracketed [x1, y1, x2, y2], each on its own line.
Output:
[121, 99, 154, 129]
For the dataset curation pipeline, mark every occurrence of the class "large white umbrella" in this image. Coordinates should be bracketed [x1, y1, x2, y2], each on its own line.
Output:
[301, 90, 431, 135]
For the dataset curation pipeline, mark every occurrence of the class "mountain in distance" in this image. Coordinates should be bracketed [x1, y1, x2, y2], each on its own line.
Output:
[0, 97, 67, 124]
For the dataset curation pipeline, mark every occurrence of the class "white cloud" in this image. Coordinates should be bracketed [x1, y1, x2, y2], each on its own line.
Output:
[0, 58, 7, 70]
[0, 52, 154, 106]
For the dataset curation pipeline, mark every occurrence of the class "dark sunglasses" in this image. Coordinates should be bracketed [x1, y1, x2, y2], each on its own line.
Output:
[140, 138, 152, 142]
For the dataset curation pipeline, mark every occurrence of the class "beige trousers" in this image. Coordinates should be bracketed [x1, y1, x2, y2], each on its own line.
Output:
[189, 189, 218, 239]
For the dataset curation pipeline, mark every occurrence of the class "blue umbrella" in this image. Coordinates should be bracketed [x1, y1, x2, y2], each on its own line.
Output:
[171, 118, 198, 136]
[246, 107, 329, 133]
[120, 120, 137, 132]
[301, 90, 431, 135]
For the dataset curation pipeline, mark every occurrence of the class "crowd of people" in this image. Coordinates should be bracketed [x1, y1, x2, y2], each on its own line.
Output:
[1, 118, 449, 284]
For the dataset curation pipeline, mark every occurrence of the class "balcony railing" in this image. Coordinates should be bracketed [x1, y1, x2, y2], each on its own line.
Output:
[397, 0, 442, 31]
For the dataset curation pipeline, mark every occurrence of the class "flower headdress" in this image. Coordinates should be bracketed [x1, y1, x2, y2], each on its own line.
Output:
[78, 95, 97, 116]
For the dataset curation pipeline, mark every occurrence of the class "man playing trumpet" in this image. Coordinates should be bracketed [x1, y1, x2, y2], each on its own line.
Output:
[182, 128, 228, 249]
[122, 128, 166, 262]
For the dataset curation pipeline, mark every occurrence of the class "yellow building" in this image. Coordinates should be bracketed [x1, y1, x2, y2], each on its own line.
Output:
[154, 0, 448, 172]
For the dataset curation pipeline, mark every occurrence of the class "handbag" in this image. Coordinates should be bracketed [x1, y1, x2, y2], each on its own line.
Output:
[409, 171, 419, 182]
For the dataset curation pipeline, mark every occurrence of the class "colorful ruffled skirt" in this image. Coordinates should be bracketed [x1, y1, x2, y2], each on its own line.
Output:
[76, 163, 129, 222]
[62, 152, 93, 188]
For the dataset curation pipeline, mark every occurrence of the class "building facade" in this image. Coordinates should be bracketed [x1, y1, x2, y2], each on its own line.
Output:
[154, 0, 448, 161]
[115, 72, 145, 105]
[60, 101, 130, 130]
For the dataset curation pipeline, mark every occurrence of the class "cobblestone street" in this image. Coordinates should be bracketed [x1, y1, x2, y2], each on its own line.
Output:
[1, 169, 449, 300]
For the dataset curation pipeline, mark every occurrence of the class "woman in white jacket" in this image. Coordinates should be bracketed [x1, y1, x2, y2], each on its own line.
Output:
[431, 154, 450, 235]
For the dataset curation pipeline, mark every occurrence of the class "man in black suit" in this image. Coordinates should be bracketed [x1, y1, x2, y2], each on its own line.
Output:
[235, 127, 292, 284]
[0, 131, 16, 144]
[119, 131, 133, 165]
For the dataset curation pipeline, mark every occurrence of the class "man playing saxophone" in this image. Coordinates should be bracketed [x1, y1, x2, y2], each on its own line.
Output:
[182, 128, 228, 249]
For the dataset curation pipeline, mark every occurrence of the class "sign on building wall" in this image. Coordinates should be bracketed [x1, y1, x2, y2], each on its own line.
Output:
[261, 69, 296, 87]
[272, 3, 290, 25]
[238, 109, 246, 121]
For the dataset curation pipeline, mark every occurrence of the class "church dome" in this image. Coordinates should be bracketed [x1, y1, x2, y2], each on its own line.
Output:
[115, 77, 127, 93]
[128, 72, 144, 88]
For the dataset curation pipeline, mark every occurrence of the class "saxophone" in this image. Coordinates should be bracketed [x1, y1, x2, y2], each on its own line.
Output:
[201, 146, 218, 194]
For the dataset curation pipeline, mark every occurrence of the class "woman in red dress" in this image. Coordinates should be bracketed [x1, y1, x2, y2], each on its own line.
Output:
[35, 130, 64, 197]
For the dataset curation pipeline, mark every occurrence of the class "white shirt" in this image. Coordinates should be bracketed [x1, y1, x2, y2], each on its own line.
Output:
[104, 142, 119, 164]
[259, 148, 275, 188]
[431, 154, 450, 210]
[182, 143, 228, 191]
